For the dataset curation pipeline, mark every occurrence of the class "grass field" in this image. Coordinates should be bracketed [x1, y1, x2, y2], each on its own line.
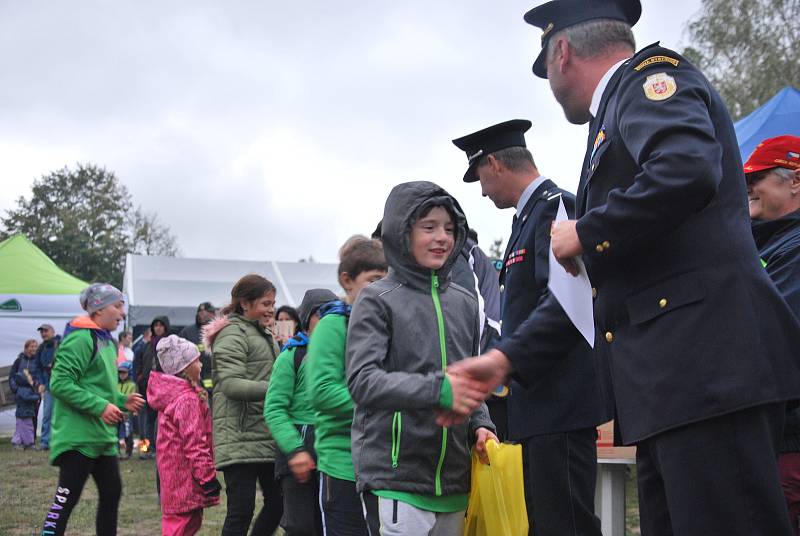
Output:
[0, 438, 232, 536]
[0, 437, 640, 535]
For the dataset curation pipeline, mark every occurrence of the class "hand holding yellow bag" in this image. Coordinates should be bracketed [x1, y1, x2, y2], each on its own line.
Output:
[464, 440, 529, 536]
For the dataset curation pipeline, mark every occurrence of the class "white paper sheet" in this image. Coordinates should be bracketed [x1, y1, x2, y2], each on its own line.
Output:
[548, 198, 595, 348]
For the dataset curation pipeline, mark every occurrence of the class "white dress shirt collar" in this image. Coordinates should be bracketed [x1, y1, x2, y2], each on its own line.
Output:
[589, 58, 629, 118]
[516, 175, 548, 215]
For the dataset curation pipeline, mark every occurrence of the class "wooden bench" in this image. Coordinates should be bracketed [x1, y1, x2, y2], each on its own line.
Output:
[0, 365, 15, 408]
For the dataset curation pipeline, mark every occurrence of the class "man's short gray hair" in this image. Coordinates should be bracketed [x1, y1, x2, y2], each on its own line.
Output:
[749, 167, 796, 183]
[477, 146, 536, 172]
[547, 19, 636, 63]
[772, 167, 796, 182]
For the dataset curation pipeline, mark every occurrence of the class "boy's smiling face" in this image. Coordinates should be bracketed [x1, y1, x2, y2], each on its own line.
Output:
[409, 206, 455, 271]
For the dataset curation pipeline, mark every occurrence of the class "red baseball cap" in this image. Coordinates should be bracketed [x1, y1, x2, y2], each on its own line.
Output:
[743, 135, 800, 174]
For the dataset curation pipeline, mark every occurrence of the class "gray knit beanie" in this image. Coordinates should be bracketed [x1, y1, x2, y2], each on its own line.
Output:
[80, 283, 124, 314]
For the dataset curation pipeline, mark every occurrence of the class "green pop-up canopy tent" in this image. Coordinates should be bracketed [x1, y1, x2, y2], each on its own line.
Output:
[0, 234, 88, 366]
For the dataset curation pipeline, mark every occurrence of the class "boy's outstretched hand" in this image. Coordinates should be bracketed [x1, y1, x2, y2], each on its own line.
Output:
[447, 372, 491, 416]
[125, 393, 145, 414]
[474, 428, 499, 465]
[435, 350, 512, 428]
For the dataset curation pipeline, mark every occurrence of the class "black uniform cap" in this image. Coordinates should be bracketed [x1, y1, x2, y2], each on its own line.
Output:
[452, 119, 532, 183]
[524, 0, 641, 79]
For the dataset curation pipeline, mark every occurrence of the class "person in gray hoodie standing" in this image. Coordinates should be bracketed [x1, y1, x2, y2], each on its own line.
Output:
[347, 181, 497, 536]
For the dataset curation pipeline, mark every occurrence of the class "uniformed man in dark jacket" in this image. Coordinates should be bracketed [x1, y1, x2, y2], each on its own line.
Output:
[448, 1, 800, 534]
[453, 120, 607, 536]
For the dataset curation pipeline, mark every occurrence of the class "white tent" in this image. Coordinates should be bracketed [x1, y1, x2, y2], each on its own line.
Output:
[123, 254, 341, 328]
[0, 235, 88, 367]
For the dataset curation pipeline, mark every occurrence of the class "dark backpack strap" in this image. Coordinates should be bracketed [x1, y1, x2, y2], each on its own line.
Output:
[89, 330, 99, 363]
[293, 345, 308, 373]
[53, 328, 100, 367]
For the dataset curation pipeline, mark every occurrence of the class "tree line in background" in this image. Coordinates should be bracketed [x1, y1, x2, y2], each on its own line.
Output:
[682, 0, 798, 120]
[0, 163, 179, 288]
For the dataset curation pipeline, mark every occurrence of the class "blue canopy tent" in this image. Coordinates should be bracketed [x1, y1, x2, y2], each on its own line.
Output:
[734, 86, 800, 161]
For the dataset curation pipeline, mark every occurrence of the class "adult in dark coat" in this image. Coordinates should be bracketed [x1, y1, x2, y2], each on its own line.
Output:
[34, 324, 60, 450]
[178, 302, 216, 396]
[453, 119, 608, 536]
[449, 2, 800, 535]
[134, 315, 170, 457]
[745, 135, 800, 534]
[451, 233, 509, 440]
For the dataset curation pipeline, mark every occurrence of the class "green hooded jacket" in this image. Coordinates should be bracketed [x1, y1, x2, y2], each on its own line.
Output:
[49, 317, 129, 465]
[206, 313, 280, 469]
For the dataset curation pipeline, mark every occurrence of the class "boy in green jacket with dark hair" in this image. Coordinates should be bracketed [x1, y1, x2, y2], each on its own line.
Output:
[264, 288, 337, 536]
[306, 236, 387, 535]
[41, 283, 144, 536]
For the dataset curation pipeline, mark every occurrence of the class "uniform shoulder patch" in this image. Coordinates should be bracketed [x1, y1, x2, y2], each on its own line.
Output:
[643, 72, 677, 101]
[633, 55, 680, 72]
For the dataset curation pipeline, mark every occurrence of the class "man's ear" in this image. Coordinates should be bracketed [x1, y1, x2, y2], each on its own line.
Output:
[554, 37, 570, 74]
[487, 154, 502, 173]
[792, 168, 800, 194]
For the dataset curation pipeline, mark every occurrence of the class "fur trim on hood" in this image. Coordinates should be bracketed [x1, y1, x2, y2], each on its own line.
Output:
[202, 316, 230, 351]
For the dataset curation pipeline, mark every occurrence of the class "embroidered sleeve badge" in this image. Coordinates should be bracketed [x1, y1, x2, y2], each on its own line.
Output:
[633, 55, 680, 72]
[643, 72, 677, 101]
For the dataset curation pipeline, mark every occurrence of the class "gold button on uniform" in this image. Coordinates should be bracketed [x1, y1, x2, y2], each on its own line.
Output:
[605, 331, 614, 343]
[592, 287, 597, 298]
[596, 244, 604, 253]
[602, 241, 611, 249]
[659, 298, 668, 308]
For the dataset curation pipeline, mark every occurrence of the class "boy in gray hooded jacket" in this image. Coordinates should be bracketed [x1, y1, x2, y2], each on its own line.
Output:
[346, 181, 497, 535]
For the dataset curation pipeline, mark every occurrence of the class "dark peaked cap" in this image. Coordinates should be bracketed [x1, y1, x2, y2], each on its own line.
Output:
[524, 0, 641, 79]
[452, 119, 532, 183]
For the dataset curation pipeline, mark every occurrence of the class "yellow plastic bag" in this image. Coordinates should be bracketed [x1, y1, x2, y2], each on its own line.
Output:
[464, 440, 529, 536]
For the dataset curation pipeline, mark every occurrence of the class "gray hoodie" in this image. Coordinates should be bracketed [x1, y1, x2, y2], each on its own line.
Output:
[346, 180, 495, 496]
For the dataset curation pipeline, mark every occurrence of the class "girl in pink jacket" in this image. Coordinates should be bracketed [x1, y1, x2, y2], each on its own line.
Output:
[148, 335, 221, 536]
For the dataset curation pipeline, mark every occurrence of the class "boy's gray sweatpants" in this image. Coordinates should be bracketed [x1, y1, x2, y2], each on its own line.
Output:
[368, 495, 464, 536]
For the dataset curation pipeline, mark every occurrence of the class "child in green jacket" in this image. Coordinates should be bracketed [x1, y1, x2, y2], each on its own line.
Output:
[117, 361, 136, 459]
[41, 283, 144, 536]
[264, 288, 337, 536]
[306, 236, 387, 535]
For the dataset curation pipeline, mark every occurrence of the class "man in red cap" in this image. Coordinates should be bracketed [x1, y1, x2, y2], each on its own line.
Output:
[745, 135, 800, 221]
[746, 135, 800, 534]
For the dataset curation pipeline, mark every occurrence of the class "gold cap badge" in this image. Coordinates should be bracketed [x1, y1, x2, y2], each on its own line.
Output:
[541, 22, 554, 45]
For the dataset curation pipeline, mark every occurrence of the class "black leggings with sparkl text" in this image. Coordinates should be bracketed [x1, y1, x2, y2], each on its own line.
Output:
[41, 451, 122, 536]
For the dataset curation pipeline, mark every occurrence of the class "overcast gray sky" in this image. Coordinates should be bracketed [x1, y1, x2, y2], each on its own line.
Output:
[0, 0, 702, 263]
